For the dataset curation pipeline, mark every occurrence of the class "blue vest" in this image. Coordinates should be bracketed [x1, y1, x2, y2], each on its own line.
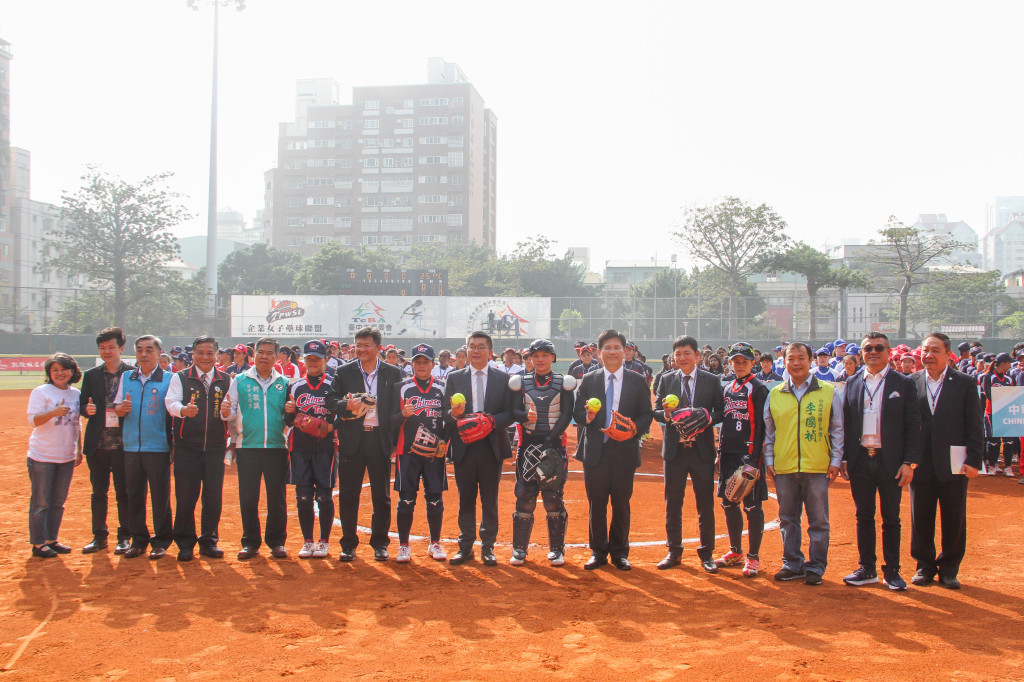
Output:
[120, 367, 172, 453]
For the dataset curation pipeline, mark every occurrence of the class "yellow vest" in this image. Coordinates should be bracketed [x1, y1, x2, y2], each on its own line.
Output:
[768, 379, 835, 474]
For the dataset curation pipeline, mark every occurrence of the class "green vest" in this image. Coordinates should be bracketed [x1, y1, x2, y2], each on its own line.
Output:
[234, 370, 290, 449]
[768, 379, 835, 474]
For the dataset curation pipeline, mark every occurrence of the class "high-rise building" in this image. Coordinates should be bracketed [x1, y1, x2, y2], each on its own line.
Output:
[0, 38, 13, 309]
[265, 58, 497, 258]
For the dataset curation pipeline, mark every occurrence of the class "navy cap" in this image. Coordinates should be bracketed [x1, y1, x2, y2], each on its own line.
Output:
[815, 348, 830, 357]
[411, 344, 435, 361]
[727, 342, 755, 361]
[957, 342, 970, 352]
[303, 340, 327, 358]
[846, 344, 860, 355]
[574, 341, 586, 349]
[171, 346, 183, 354]
[995, 352, 1012, 364]
[969, 347, 981, 356]
[834, 338, 846, 346]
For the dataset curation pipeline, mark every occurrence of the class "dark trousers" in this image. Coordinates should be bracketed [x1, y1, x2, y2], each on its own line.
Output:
[337, 435, 391, 552]
[236, 448, 289, 550]
[124, 451, 173, 550]
[453, 441, 503, 554]
[583, 451, 636, 559]
[85, 447, 129, 540]
[910, 472, 969, 578]
[849, 457, 904, 573]
[172, 445, 225, 551]
[27, 458, 75, 546]
[664, 453, 716, 560]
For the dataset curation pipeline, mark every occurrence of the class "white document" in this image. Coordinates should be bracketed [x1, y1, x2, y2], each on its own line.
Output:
[950, 446, 968, 475]
[105, 408, 119, 428]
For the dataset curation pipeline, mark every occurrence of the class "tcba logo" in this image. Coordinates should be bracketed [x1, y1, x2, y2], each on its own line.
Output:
[267, 299, 305, 324]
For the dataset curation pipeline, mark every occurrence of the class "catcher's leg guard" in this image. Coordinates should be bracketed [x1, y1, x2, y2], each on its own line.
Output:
[546, 510, 568, 554]
[512, 511, 535, 551]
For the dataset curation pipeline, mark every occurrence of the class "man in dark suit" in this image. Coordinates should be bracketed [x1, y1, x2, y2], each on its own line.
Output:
[573, 329, 654, 570]
[840, 332, 922, 590]
[79, 327, 134, 554]
[910, 332, 983, 589]
[327, 326, 403, 562]
[653, 335, 725, 573]
[443, 331, 514, 566]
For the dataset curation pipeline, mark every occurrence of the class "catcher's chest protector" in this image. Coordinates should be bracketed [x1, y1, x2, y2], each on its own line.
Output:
[523, 374, 565, 435]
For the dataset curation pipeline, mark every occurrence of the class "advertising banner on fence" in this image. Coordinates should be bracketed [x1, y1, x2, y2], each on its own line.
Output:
[0, 357, 49, 371]
[231, 296, 341, 337]
[990, 386, 1024, 437]
[443, 297, 551, 339]
[339, 296, 443, 339]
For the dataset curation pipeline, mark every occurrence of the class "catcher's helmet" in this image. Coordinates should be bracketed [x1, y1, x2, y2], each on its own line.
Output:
[528, 338, 556, 358]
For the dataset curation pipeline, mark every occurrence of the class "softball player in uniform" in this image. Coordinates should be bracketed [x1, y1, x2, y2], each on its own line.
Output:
[284, 340, 339, 559]
[391, 344, 450, 563]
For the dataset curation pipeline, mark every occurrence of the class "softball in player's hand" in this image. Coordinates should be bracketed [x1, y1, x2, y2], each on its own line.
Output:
[663, 394, 679, 410]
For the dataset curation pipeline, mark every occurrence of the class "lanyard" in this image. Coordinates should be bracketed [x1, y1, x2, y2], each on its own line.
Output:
[864, 372, 885, 409]
[926, 373, 945, 413]
[359, 361, 380, 397]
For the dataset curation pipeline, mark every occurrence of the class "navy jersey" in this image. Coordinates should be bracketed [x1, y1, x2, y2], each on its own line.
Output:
[720, 374, 768, 462]
[569, 359, 601, 382]
[393, 376, 448, 456]
[756, 369, 783, 382]
[980, 371, 1013, 417]
[624, 359, 653, 383]
[285, 372, 337, 452]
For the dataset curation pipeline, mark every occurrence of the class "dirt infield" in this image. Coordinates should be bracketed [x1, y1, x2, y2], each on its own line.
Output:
[2, 388, 1023, 680]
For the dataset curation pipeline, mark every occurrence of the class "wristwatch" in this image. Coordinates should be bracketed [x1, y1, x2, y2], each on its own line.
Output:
[903, 462, 918, 470]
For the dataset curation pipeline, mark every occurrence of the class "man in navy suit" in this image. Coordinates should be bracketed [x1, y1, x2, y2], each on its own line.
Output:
[653, 335, 725, 573]
[573, 329, 654, 570]
[909, 332, 983, 589]
[840, 332, 922, 590]
[443, 331, 514, 566]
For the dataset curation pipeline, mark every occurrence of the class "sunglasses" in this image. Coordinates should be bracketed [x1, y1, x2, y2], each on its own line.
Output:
[861, 344, 889, 353]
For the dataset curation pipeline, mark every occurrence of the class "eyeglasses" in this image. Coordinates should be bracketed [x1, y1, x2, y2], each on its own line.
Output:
[861, 344, 889, 353]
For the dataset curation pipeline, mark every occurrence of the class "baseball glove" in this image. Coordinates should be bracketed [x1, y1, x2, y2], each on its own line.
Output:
[341, 392, 377, 419]
[724, 464, 760, 503]
[601, 410, 637, 442]
[410, 423, 441, 457]
[293, 412, 332, 439]
[670, 407, 710, 441]
[521, 443, 567, 491]
[457, 412, 495, 443]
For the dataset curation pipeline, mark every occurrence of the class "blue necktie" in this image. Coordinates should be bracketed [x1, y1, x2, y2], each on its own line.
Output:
[603, 374, 615, 442]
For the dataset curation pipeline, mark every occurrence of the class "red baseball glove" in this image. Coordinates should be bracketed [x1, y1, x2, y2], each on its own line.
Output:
[457, 413, 496, 443]
[294, 412, 332, 439]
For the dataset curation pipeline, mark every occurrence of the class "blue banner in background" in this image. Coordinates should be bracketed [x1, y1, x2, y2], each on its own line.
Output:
[991, 386, 1024, 437]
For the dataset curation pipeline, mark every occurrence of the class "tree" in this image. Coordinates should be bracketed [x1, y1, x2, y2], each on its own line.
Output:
[404, 241, 495, 296]
[675, 197, 790, 337]
[490, 236, 589, 298]
[42, 168, 191, 330]
[868, 216, 967, 337]
[765, 242, 869, 340]
[292, 242, 396, 294]
[558, 309, 583, 339]
[999, 311, 1024, 339]
[891, 269, 1011, 338]
[193, 242, 301, 297]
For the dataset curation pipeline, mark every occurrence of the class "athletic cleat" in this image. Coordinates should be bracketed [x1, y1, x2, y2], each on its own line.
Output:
[510, 549, 527, 566]
[742, 557, 760, 577]
[715, 550, 744, 568]
[427, 542, 447, 561]
[1006, 467, 1015, 478]
[843, 567, 879, 586]
[549, 551, 566, 567]
[396, 544, 412, 564]
[312, 540, 330, 558]
[298, 541, 314, 559]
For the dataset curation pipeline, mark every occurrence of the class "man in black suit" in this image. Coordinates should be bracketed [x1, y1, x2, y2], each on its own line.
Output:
[653, 335, 725, 573]
[840, 332, 922, 590]
[327, 326, 403, 562]
[910, 332, 983, 589]
[443, 331, 514, 566]
[79, 327, 134, 554]
[573, 329, 654, 570]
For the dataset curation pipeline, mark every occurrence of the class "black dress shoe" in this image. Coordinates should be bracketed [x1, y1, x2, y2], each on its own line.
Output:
[373, 547, 389, 562]
[911, 569, 936, 586]
[939, 575, 961, 590]
[177, 549, 194, 562]
[114, 538, 131, 555]
[657, 552, 682, 570]
[338, 548, 356, 562]
[236, 546, 259, 560]
[611, 556, 632, 571]
[32, 545, 59, 558]
[123, 546, 146, 559]
[701, 558, 719, 574]
[82, 538, 108, 554]
[271, 546, 288, 559]
[481, 548, 497, 566]
[149, 547, 167, 560]
[448, 550, 473, 565]
[198, 545, 224, 559]
[584, 554, 608, 570]
[47, 542, 72, 555]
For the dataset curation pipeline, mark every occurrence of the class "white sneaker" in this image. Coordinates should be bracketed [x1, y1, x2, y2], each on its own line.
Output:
[312, 540, 330, 558]
[549, 551, 565, 567]
[396, 544, 412, 563]
[427, 542, 447, 561]
[298, 541, 314, 559]
[510, 549, 527, 566]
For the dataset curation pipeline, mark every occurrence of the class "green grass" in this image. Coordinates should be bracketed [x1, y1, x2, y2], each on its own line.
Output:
[0, 374, 45, 390]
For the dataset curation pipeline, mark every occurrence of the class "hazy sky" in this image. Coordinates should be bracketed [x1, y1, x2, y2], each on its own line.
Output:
[3, 1, 1022, 271]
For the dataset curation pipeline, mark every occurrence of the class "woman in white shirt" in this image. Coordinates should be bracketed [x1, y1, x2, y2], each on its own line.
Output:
[26, 353, 83, 558]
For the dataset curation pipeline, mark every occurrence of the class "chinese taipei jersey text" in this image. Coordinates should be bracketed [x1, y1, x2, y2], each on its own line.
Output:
[288, 373, 337, 452]
[395, 376, 448, 456]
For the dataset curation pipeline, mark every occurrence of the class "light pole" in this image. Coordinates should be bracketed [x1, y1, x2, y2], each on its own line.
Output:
[190, 0, 245, 319]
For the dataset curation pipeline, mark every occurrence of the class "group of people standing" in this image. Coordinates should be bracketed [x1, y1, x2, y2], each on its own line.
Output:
[25, 326, 988, 591]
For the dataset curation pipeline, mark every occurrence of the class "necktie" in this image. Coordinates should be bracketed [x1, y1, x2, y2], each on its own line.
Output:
[605, 374, 615, 424]
[475, 370, 485, 413]
[202, 372, 210, 392]
[683, 374, 692, 406]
